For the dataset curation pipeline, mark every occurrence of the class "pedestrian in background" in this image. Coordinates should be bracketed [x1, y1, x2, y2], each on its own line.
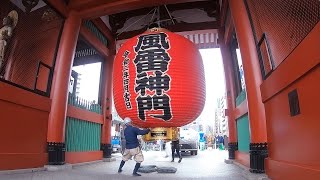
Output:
[171, 139, 182, 163]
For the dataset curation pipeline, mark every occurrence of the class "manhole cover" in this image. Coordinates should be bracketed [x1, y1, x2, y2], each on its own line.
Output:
[156, 167, 177, 173]
[138, 165, 157, 173]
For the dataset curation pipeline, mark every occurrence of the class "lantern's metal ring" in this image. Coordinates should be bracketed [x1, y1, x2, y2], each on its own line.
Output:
[146, 27, 170, 33]
[149, 28, 160, 32]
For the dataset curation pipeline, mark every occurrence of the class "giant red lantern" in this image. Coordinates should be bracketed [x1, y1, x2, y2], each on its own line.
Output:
[113, 28, 205, 128]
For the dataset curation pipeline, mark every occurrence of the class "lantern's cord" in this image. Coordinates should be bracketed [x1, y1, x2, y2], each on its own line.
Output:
[148, 7, 157, 27]
[157, 6, 161, 27]
[116, 7, 157, 39]
[164, 5, 175, 25]
[153, 5, 175, 27]
[116, 5, 176, 40]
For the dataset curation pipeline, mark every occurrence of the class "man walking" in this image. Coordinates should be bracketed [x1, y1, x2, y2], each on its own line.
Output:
[117, 117, 150, 176]
[171, 139, 182, 163]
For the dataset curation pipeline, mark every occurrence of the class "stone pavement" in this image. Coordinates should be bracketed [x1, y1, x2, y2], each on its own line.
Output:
[0, 149, 248, 180]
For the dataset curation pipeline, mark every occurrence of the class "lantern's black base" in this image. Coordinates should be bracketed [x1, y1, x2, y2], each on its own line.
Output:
[228, 142, 238, 160]
[101, 143, 112, 158]
[249, 142, 268, 173]
[47, 142, 65, 165]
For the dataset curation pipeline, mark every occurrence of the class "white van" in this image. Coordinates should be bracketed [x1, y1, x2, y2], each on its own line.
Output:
[179, 128, 199, 155]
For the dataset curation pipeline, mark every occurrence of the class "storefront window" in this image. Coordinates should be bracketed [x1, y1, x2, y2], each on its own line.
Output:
[230, 33, 245, 98]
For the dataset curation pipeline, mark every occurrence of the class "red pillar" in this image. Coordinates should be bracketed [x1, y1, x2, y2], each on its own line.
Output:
[229, 0, 267, 143]
[219, 29, 238, 159]
[101, 56, 114, 158]
[47, 11, 81, 164]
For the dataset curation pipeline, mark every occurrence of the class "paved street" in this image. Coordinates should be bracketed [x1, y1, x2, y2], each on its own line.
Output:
[0, 149, 246, 180]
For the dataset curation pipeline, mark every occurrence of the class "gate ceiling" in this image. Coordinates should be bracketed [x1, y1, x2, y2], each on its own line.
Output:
[66, 0, 221, 40]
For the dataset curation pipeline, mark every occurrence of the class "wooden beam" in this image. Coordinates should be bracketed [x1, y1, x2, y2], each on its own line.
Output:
[116, 21, 219, 40]
[80, 25, 110, 58]
[91, 18, 115, 49]
[45, 0, 68, 17]
[69, 0, 118, 10]
[70, 0, 210, 10]
[77, 0, 210, 19]
[113, 1, 217, 17]
[169, 21, 219, 32]
[73, 54, 104, 66]
[219, 0, 229, 27]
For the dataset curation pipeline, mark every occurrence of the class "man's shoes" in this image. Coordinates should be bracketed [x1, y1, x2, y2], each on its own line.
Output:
[132, 162, 141, 176]
[171, 159, 174, 162]
[178, 158, 182, 163]
[118, 160, 125, 173]
[133, 173, 141, 176]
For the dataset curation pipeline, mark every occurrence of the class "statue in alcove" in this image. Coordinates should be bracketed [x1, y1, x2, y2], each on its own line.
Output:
[0, 10, 18, 75]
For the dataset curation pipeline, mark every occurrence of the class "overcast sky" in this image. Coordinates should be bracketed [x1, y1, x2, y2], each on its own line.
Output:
[198, 48, 226, 123]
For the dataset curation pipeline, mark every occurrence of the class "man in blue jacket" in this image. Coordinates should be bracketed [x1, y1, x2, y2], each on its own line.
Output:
[118, 117, 150, 176]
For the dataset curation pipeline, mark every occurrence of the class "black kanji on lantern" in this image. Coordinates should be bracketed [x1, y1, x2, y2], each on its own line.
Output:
[134, 49, 170, 73]
[133, 33, 173, 121]
[149, 71, 170, 95]
[150, 94, 171, 120]
[136, 94, 172, 121]
[135, 72, 149, 95]
[135, 71, 171, 96]
[122, 50, 132, 109]
[137, 95, 153, 120]
[135, 33, 169, 52]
